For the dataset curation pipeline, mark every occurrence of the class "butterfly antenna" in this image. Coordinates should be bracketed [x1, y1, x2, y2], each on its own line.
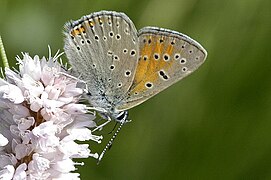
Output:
[108, 122, 118, 134]
[97, 120, 125, 164]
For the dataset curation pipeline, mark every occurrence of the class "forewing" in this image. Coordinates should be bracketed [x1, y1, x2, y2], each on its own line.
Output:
[64, 11, 139, 101]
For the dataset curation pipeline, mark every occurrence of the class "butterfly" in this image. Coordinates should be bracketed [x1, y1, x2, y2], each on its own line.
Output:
[63, 10, 207, 161]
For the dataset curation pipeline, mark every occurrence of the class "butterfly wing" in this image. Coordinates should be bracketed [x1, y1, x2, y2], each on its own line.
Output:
[116, 27, 207, 111]
[64, 11, 139, 104]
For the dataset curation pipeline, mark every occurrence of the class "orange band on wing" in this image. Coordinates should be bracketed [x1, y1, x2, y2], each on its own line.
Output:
[130, 35, 175, 94]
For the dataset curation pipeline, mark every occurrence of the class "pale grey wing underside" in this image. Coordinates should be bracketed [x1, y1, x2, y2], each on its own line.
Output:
[64, 11, 139, 104]
[116, 27, 207, 111]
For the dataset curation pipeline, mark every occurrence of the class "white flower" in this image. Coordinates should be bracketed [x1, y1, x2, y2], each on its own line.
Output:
[0, 49, 102, 179]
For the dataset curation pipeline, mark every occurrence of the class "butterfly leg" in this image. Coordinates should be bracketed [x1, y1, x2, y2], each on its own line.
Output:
[87, 106, 108, 113]
[92, 116, 112, 132]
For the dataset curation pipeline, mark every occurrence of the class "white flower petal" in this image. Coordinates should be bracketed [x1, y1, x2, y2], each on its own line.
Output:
[51, 159, 75, 173]
[16, 117, 35, 131]
[63, 104, 88, 114]
[66, 127, 102, 143]
[32, 121, 58, 137]
[52, 173, 80, 180]
[22, 74, 44, 97]
[57, 96, 74, 104]
[4, 67, 24, 89]
[62, 86, 83, 97]
[59, 141, 90, 158]
[0, 84, 24, 104]
[37, 135, 60, 152]
[73, 114, 96, 128]
[41, 66, 55, 86]
[14, 144, 31, 160]
[29, 97, 43, 112]
[19, 54, 42, 81]
[0, 165, 15, 180]
[9, 104, 30, 117]
[28, 153, 50, 172]
[13, 163, 27, 180]
[0, 155, 17, 168]
[0, 134, 8, 146]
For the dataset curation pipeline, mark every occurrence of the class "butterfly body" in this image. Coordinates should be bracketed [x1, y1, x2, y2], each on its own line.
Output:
[86, 93, 129, 122]
[64, 10, 207, 122]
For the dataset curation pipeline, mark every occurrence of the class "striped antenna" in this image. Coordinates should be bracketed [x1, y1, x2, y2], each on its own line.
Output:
[97, 120, 125, 164]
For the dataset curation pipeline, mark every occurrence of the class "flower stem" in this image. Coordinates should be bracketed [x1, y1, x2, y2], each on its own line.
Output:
[0, 36, 9, 68]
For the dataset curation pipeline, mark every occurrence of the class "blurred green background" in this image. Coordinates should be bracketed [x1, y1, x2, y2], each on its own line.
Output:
[1, 0, 271, 179]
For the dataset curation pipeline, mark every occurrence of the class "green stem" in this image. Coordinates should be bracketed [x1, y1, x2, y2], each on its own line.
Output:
[0, 35, 9, 68]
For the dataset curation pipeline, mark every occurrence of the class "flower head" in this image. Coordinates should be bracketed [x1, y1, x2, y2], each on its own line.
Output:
[0, 49, 102, 179]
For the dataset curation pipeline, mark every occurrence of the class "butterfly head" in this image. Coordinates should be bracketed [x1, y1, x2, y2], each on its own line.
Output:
[114, 110, 129, 123]
[97, 108, 129, 123]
